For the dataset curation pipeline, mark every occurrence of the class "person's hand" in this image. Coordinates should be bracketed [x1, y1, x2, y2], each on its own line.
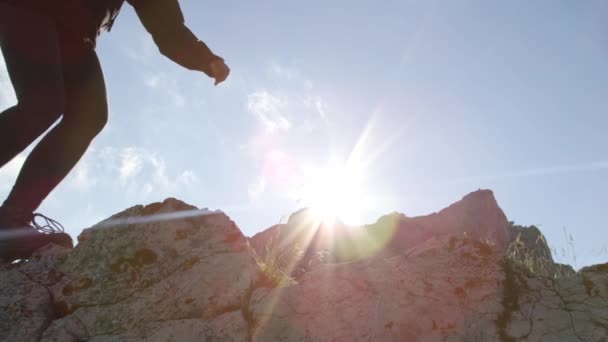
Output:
[210, 59, 230, 86]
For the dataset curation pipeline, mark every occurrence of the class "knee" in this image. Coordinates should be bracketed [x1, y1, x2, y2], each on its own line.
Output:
[17, 94, 64, 131]
[79, 103, 107, 140]
[66, 97, 108, 140]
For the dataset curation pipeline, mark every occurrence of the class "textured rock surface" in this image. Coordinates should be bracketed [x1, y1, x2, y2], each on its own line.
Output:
[0, 245, 70, 342]
[250, 236, 608, 341]
[1, 191, 606, 341]
[251, 235, 504, 341]
[249, 190, 510, 279]
[506, 222, 576, 278]
[2, 198, 259, 341]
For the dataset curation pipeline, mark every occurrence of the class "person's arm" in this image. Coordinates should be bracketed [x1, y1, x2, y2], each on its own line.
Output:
[128, 0, 227, 81]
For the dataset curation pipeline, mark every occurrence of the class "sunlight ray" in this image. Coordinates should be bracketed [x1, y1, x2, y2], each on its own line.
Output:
[449, 160, 608, 184]
[253, 212, 326, 334]
[95, 208, 222, 228]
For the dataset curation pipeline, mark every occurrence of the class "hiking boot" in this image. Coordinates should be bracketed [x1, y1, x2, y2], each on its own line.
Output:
[0, 206, 73, 262]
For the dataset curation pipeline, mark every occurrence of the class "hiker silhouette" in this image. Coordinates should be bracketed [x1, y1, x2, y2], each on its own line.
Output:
[0, 0, 229, 262]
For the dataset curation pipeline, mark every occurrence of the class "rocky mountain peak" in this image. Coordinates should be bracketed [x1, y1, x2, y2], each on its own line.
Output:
[1, 191, 606, 341]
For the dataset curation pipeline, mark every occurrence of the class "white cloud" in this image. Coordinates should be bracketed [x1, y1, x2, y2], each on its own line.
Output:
[247, 91, 291, 133]
[313, 96, 328, 122]
[70, 157, 98, 190]
[122, 37, 157, 65]
[90, 146, 199, 199]
[270, 63, 313, 90]
[142, 182, 154, 196]
[119, 148, 144, 183]
[177, 170, 199, 186]
[270, 63, 299, 81]
[246, 63, 331, 137]
[142, 72, 186, 108]
[144, 74, 161, 88]
[244, 64, 333, 197]
[122, 35, 188, 107]
[0, 51, 17, 110]
[148, 153, 169, 188]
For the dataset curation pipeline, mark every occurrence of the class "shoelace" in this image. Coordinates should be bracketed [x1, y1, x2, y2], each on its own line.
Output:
[32, 213, 66, 234]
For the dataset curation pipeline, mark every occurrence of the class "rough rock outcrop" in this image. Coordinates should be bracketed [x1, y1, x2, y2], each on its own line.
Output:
[1, 190, 606, 341]
[2, 198, 258, 341]
[506, 222, 576, 278]
[0, 245, 67, 342]
[249, 190, 510, 278]
[250, 235, 608, 341]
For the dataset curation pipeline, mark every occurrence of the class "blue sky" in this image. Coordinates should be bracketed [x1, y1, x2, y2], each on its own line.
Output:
[1, 0, 606, 268]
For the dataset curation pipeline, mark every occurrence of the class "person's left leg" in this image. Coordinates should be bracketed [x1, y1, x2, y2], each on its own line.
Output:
[0, 36, 106, 261]
[3, 47, 108, 215]
[0, 5, 107, 261]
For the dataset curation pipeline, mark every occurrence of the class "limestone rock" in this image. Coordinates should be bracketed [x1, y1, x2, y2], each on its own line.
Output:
[249, 239, 608, 341]
[135, 311, 248, 341]
[249, 190, 510, 279]
[506, 222, 576, 278]
[44, 198, 259, 340]
[0, 191, 606, 341]
[250, 235, 505, 341]
[0, 245, 70, 342]
[52, 311, 249, 342]
[372, 189, 509, 255]
[0, 263, 53, 342]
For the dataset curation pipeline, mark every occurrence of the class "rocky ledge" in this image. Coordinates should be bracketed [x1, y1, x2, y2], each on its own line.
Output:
[1, 190, 606, 341]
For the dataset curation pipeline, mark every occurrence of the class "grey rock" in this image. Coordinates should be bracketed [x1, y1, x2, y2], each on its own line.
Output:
[45, 198, 259, 340]
[0, 191, 605, 341]
[250, 236, 505, 341]
[506, 222, 576, 278]
[249, 236, 608, 341]
[0, 250, 59, 342]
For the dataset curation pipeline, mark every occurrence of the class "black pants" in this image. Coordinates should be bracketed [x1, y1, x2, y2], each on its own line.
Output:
[0, 3, 107, 214]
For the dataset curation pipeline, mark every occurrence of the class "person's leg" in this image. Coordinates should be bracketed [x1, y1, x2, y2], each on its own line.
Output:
[0, 4, 74, 259]
[3, 38, 108, 215]
[0, 3, 65, 171]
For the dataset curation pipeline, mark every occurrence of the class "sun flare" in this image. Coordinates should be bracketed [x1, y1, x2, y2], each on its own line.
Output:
[297, 162, 368, 226]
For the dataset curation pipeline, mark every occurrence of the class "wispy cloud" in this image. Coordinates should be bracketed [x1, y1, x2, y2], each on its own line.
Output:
[176, 170, 198, 187]
[143, 74, 161, 88]
[142, 72, 186, 108]
[247, 90, 291, 133]
[269, 62, 314, 90]
[314, 96, 328, 122]
[245, 63, 331, 136]
[70, 156, 98, 190]
[244, 63, 333, 200]
[122, 37, 157, 66]
[118, 148, 144, 183]
[64, 146, 202, 199]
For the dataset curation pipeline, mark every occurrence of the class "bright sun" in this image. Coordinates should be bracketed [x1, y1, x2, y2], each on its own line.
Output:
[297, 162, 368, 226]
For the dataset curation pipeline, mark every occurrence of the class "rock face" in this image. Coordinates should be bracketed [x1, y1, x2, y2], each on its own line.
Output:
[1, 190, 606, 341]
[1, 198, 258, 341]
[250, 236, 608, 341]
[249, 190, 510, 279]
